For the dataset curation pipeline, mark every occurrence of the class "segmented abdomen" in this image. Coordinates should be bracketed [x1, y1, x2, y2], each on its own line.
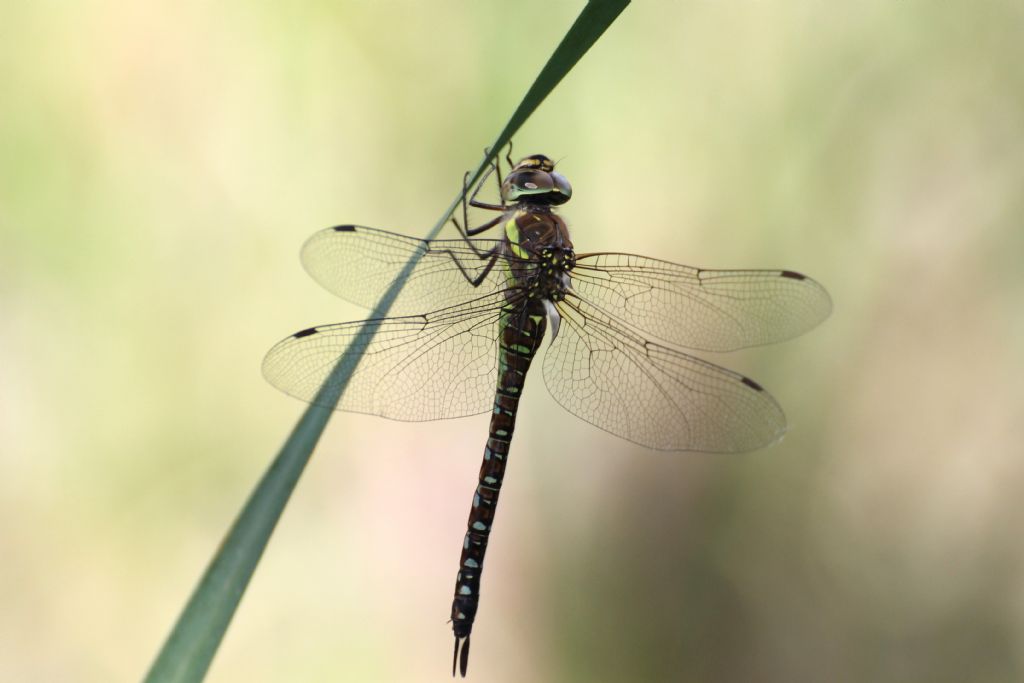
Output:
[450, 301, 547, 675]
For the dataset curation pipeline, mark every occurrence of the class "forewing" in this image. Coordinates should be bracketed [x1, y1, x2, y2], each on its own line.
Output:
[542, 295, 786, 452]
[263, 292, 506, 420]
[301, 225, 510, 315]
[570, 253, 832, 352]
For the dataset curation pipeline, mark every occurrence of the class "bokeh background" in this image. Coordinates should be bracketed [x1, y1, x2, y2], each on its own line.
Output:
[3, 1, 1023, 681]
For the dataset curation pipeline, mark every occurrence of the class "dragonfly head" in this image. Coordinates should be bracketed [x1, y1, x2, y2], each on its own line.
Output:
[502, 154, 572, 206]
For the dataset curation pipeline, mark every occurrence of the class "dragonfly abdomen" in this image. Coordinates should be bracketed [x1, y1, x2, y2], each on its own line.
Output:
[451, 302, 547, 677]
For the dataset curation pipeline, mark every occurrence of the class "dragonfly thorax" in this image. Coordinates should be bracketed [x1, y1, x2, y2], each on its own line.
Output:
[501, 154, 572, 206]
[526, 245, 575, 303]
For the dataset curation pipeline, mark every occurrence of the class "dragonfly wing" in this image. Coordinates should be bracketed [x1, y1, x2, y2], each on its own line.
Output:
[263, 292, 506, 421]
[542, 295, 786, 452]
[301, 225, 510, 315]
[570, 253, 832, 352]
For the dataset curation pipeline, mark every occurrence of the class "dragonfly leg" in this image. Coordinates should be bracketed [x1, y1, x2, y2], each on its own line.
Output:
[449, 167, 504, 258]
[442, 170, 507, 284]
[468, 154, 506, 212]
[465, 143, 512, 215]
[504, 139, 514, 171]
[467, 196, 504, 213]
[432, 245, 501, 287]
[493, 145, 508, 199]
[455, 214, 503, 238]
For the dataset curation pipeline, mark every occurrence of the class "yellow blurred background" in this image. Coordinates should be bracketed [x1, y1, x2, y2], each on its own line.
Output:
[2, 1, 1023, 681]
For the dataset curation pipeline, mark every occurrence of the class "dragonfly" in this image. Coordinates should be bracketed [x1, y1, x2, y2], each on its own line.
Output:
[262, 152, 832, 676]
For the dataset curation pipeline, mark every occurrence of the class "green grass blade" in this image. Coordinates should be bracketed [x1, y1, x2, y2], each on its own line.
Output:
[480, 0, 630, 197]
[142, 2, 630, 681]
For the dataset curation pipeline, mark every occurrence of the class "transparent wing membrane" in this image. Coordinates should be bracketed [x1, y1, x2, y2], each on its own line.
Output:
[263, 291, 509, 421]
[301, 225, 511, 315]
[542, 294, 786, 452]
[571, 253, 832, 352]
[268, 227, 829, 452]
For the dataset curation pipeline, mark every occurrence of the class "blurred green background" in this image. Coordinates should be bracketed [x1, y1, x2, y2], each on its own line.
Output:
[3, 1, 1023, 681]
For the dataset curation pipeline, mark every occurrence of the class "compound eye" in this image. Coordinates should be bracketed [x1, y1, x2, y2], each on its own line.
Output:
[514, 170, 554, 193]
[550, 172, 572, 199]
